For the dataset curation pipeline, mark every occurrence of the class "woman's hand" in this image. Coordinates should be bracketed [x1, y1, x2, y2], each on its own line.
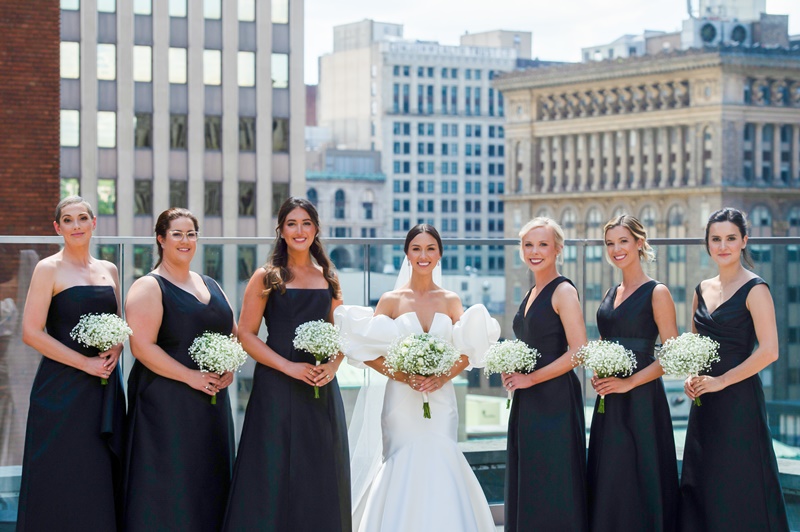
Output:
[216, 371, 234, 390]
[501, 372, 534, 391]
[683, 375, 696, 400]
[312, 360, 340, 387]
[591, 376, 634, 396]
[689, 375, 726, 398]
[412, 374, 448, 393]
[98, 345, 123, 373]
[82, 355, 114, 380]
[284, 361, 319, 386]
[186, 370, 222, 396]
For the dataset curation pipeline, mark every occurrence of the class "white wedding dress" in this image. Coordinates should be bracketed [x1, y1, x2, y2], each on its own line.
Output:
[335, 305, 499, 532]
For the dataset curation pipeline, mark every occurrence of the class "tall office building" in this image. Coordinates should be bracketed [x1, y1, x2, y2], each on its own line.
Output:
[58, 0, 305, 288]
[318, 20, 531, 274]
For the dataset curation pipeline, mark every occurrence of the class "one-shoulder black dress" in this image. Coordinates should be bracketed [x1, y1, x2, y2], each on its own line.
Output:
[505, 276, 588, 532]
[223, 288, 351, 532]
[123, 274, 235, 532]
[16, 285, 125, 531]
[679, 277, 788, 531]
[588, 281, 679, 532]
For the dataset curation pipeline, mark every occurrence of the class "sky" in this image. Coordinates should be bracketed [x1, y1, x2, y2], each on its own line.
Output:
[304, 0, 800, 84]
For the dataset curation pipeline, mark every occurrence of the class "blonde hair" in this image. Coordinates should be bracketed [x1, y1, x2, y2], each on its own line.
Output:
[603, 214, 655, 264]
[518, 217, 565, 265]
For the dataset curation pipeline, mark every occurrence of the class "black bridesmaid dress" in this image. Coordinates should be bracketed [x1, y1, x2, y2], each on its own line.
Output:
[123, 274, 235, 532]
[679, 278, 789, 531]
[505, 276, 588, 532]
[222, 288, 351, 532]
[16, 285, 125, 531]
[587, 280, 679, 532]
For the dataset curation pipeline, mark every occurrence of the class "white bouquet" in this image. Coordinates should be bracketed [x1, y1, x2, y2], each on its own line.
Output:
[188, 332, 248, 404]
[658, 332, 721, 406]
[484, 340, 541, 409]
[293, 320, 343, 398]
[385, 333, 462, 419]
[573, 340, 637, 414]
[70, 313, 133, 385]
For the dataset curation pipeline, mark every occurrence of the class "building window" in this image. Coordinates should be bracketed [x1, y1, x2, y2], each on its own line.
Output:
[169, 48, 187, 84]
[205, 181, 222, 216]
[239, 182, 255, 216]
[61, 178, 80, 198]
[97, 112, 116, 148]
[134, 179, 152, 215]
[307, 188, 318, 207]
[272, 0, 289, 23]
[238, 246, 257, 281]
[238, 52, 255, 87]
[134, 113, 152, 148]
[204, 116, 222, 151]
[238, 0, 255, 21]
[133, 0, 152, 15]
[97, 179, 116, 215]
[170, 180, 188, 209]
[170, 114, 188, 149]
[97, 44, 116, 80]
[61, 0, 79, 9]
[334, 190, 346, 219]
[272, 53, 289, 88]
[61, 110, 80, 147]
[97, 0, 115, 12]
[239, 117, 255, 151]
[363, 202, 373, 220]
[133, 46, 152, 82]
[273, 118, 289, 152]
[60, 42, 80, 79]
[204, 50, 222, 86]
[203, 0, 221, 19]
[203, 245, 223, 280]
[272, 182, 289, 213]
[169, 0, 187, 17]
[133, 245, 153, 278]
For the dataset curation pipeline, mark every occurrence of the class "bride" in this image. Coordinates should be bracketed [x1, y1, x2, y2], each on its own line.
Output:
[336, 224, 499, 532]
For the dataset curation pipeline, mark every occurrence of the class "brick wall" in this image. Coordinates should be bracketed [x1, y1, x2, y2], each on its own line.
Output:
[0, 0, 60, 238]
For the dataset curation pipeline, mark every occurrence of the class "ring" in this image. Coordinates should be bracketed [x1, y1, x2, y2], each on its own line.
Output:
[204, 386, 209, 390]
[326, 375, 331, 380]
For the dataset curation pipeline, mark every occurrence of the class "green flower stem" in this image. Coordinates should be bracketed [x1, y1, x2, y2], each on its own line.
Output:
[694, 397, 702, 407]
[211, 395, 217, 405]
[314, 359, 321, 399]
[422, 391, 431, 419]
[100, 377, 108, 386]
[597, 395, 606, 414]
[506, 390, 512, 410]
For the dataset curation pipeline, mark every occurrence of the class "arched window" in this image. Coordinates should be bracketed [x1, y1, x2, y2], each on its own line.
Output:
[586, 207, 603, 238]
[561, 208, 577, 232]
[667, 205, 685, 237]
[362, 190, 375, 220]
[749, 205, 772, 237]
[307, 188, 318, 207]
[702, 126, 713, 185]
[788, 206, 800, 236]
[560, 208, 578, 263]
[639, 205, 657, 237]
[334, 189, 345, 219]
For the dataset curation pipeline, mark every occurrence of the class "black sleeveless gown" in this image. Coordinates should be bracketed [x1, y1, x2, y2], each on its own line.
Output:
[505, 276, 588, 532]
[587, 281, 679, 532]
[223, 288, 351, 532]
[16, 285, 126, 531]
[679, 278, 788, 531]
[123, 274, 235, 532]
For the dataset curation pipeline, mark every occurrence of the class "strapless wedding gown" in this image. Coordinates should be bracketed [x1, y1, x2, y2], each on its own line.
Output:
[335, 305, 499, 532]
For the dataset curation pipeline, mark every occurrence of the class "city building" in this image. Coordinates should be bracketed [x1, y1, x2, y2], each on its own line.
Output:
[58, 0, 306, 289]
[317, 20, 532, 275]
[495, 43, 800, 400]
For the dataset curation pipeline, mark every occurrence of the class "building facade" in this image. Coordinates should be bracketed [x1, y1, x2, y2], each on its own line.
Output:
[318, 20, 530, 274]
[58, 0, 305, 290]
[495, 46, 800, 399]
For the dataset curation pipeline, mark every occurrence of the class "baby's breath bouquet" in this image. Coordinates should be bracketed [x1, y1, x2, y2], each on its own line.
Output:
[658, 332, 721, 406]
[573, 340, 637, 414]
[188, 332, 248, 404]
[385, 333, 461, 419]
[293, 320, 343, 398]
[70, 313, 133, 385]
[484, 340, 541, 408]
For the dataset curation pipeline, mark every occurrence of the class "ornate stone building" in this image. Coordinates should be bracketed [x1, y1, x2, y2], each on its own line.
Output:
[495, 46, 800, 399]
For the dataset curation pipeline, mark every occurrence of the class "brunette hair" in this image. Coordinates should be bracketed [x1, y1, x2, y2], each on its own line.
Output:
[154, 208, 199, 268]
[603, 214, 655, 263]
[55, 195, 94, 222]
[404, 224, 443, 255]
[704, 207, 753, 268]
[262, 197, 341, 298]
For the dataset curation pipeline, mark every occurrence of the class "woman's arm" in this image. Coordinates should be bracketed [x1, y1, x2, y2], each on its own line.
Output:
[237, 268, 316, 386]
[22, 260, 109, 379]
[685, 290, 701, 400]
[692, 283, 778, 398]
[98, 261, 124, 372]
[313, 296, 346, 386]
[126, 276, 220, 396]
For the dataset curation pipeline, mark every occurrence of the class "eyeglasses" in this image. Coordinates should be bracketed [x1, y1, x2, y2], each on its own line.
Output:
[167, 230, 199, 241]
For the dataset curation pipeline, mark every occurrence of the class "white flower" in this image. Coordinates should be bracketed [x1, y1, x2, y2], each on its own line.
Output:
[573, 340, 637, 379]
[188, 332, 248, 374]
[293, 320, 343, 363]
[70, 313, 132, 352]
[658, 332, 720, 377]
[384, 333, 461, 377]
[484, 340, 540, 376]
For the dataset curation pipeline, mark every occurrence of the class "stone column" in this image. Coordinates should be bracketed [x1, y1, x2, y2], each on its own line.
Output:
[774, 123, 783, 183]
[675, 125, 685, 187]
[604, 131, 615, 190]
[591, 132, 601, 191]
[542, 136, 552, 192]
[580, 133, 590, 191]
[645, 128, 656, 188]
[553, 136, 564, 192]
[792, 124, 800, 185]
[659, 127, 670, 188]
[631, 129, 642, 189]
[619, 130, 629, 190]
[566, 134, 577, 191]
[754, 123, 763, 183]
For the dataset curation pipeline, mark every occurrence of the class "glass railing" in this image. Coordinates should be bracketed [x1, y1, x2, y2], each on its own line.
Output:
[2, 235, 800, 520]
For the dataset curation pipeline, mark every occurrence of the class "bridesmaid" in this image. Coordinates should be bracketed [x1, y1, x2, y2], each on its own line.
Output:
[123, 208, 236, 531]
[222, 197, 350, 531]
[18, 196, 125, 530]
[502, 217, 588, 531]
[588, 214, 679, 531]
[681, 208, 789, 531]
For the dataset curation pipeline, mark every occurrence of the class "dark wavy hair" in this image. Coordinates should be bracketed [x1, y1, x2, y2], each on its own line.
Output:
[404, 224, 443, 255]
[262, 197, 341, 298]
[704, 207, 753, 268]
[154, 208, 199, 268]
